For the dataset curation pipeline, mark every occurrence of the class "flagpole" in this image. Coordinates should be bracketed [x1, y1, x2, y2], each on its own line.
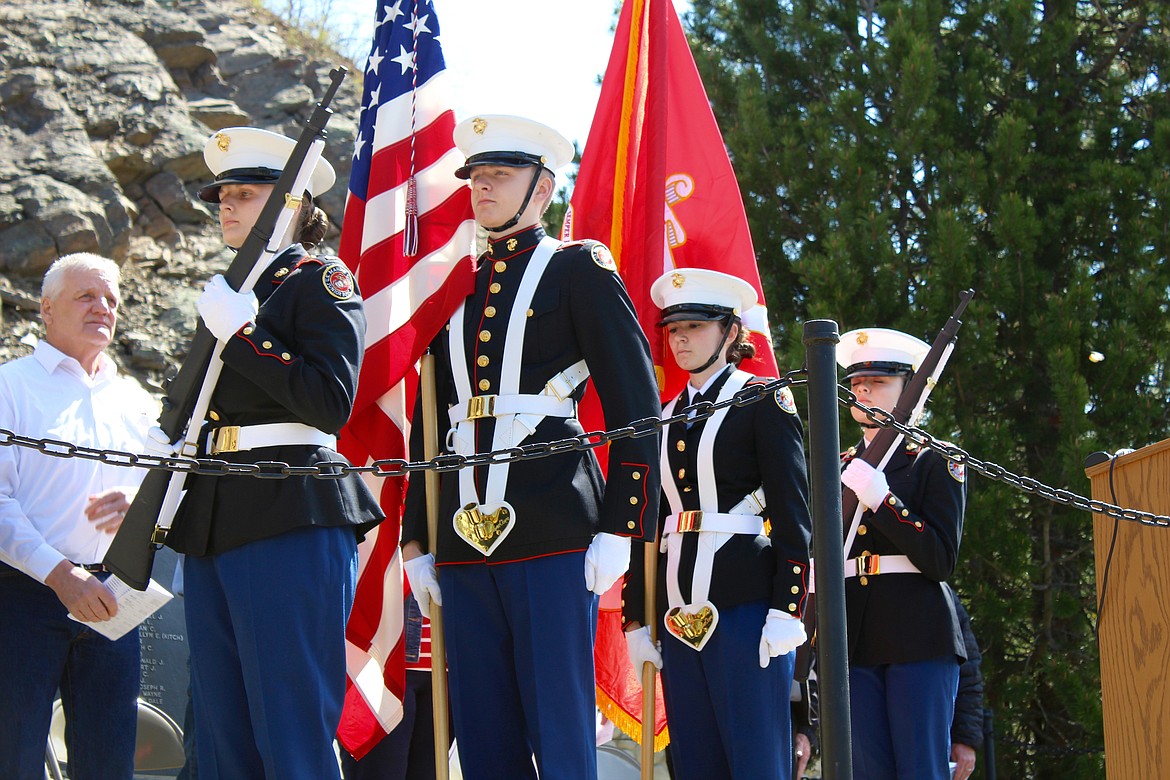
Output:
[640, 540, 659, 776]
[420, 351, 451, 780]
[641, 0, 669, 776]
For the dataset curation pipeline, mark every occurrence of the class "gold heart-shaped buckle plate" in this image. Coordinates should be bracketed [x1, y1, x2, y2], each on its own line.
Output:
[663, 601, 720, 651]
[453, 501, 514, 557]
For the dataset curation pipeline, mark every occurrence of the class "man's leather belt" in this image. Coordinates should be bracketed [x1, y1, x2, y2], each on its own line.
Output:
[844, 553, 920, 578]
[207, 422, 336, 455]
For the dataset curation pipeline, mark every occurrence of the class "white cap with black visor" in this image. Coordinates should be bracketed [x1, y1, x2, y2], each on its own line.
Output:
[651, 268, 758, 375]
[453, 114, 574, 233]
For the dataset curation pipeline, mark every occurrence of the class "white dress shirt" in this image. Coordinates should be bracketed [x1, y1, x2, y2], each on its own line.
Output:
[685, 364, 732, 422]
[0, 341, 157, 583]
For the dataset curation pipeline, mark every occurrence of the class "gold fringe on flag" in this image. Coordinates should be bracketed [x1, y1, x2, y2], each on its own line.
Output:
[596, 685, 671, 753]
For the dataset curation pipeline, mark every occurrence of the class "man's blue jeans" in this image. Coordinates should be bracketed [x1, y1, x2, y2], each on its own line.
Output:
[0, 563, 139, 780]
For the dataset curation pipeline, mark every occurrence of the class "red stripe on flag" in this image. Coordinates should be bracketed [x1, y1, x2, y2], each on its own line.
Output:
[351, 255, 474, 415]
[365, 114, 459, 195]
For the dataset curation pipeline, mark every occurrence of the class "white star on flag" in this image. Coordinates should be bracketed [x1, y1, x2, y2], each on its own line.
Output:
[366, 46, 384, 74]
[404, 13, 431, 36]
[391, 44, 415, 74]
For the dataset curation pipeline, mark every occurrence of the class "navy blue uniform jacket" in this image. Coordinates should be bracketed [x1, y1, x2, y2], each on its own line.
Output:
[843, 440, 966, 666]
[401, 225, 661, 565]
[623, 367, 812, 627]
[168, 244, 384, 556]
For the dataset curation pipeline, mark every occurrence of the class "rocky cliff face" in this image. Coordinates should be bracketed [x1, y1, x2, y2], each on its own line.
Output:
[0, 0, 362, 390]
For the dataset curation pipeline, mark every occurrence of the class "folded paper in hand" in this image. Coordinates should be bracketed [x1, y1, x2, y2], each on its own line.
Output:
[67, 576, 173, 641]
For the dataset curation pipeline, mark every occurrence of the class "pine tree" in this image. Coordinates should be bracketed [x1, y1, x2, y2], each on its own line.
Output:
[686, 0, 1169, 775]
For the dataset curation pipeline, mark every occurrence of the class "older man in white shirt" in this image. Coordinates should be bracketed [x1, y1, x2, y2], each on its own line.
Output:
[0, 252, 157, 780]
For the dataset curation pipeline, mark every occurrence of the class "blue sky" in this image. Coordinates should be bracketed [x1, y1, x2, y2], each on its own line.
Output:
[332, 0, 692, 154]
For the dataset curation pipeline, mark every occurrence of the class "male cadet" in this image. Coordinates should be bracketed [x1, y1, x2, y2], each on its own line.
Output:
[401, 115, 661, 779]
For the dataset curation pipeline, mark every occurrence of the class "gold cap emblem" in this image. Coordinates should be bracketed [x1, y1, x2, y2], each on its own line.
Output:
[472, 117, 487, 135]
[215, 133, 231, 152]
[856, 331, 869, 345]
[670, 272, 685, 289]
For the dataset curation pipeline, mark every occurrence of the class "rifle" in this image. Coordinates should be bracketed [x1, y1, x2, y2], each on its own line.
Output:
[793, 288, 974, 680]
[104, 67, 348, 590]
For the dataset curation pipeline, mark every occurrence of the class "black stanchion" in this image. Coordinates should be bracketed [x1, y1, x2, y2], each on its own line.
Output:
[803, 319, 852, 779]
[983, 707, 997, 780]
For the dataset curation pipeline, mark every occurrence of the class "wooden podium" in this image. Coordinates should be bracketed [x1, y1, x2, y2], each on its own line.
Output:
[1086, 440, 1170, 779]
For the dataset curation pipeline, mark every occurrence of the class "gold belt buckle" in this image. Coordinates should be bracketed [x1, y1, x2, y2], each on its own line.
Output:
[466, 395, 496, 421]
[547, 371, 571, 402]
[453, 502, 514, 556]
[663, 601, 720, 651]
[211, 425, 240, 455]
[677, 510, 703, 533]
[856, 552, 881, 576]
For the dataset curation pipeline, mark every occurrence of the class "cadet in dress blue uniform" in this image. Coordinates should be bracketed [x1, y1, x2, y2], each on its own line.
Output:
[837, 328, 967, 780]
[166, 127, 384, 780]
[623, 269, 812, 780]
[400, 115, 661, 780]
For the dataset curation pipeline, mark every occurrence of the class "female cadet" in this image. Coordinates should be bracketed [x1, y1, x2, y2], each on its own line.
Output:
[165, 127, 383, 780]
[622, 268, 812, 780]
[836, 328, 967, 780]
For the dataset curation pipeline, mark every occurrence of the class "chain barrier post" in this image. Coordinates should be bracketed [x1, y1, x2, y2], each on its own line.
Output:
[983, 707, 997, 780]
[803, 319, 853, 780]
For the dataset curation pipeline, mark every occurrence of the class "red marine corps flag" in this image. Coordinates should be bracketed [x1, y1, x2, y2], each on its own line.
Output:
[563, 0, 779, 751]
[335, 0, 475, 760]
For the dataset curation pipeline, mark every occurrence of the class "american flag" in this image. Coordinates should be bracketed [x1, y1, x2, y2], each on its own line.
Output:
[335, 0, 475, 760]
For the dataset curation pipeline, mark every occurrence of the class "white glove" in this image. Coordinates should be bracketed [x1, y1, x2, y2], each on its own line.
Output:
[403, 554, 441, 619]
[197, 274, 257, 341]
[841, 458, 891, 512]
[759, 609, 807, 667]
[625, 626, 663, 671]
[144, 425, 182, 459]
[583, 532, 631, 596]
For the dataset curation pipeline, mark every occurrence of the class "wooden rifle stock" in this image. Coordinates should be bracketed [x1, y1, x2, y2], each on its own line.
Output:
[104, 68, 349, 590]
[794, 289, 974, 680]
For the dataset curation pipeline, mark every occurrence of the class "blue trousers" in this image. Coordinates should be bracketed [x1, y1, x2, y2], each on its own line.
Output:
[849, 656, 960, 780]
[660, 599, 795, 780]
[0, 564, 139, 780]
[440, 552, 597, 780]
[184, 525, 357, 780]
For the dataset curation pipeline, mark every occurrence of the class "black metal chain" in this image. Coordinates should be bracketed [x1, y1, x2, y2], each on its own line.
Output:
[0, 369, 804, 479]
[837, 387, 1170, 528]
[1, 368, 1166, 527]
